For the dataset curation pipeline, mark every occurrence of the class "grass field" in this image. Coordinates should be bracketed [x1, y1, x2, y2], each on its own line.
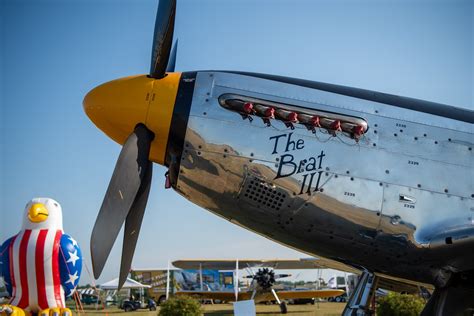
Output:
[77, 302, 345, 315]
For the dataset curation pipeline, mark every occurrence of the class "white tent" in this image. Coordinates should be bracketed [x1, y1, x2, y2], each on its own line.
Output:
[99, 278, 151, 290]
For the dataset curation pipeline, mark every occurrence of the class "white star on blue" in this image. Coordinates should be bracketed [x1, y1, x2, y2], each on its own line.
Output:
[60, 233, 82, 297]
[66, 249, 80, 267]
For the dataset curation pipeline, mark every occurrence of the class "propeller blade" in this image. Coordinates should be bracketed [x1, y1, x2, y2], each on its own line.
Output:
[90, 124, 154, 279]
[166, 39, 178, 72]
[119, 161, 153, 289]
[149, 0, 176, 79]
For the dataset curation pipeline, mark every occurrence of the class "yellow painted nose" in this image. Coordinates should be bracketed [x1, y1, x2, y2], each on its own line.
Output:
[83, 73, 181, 165]
[29, 203, 49, 223]
[83, 75, 154, 149]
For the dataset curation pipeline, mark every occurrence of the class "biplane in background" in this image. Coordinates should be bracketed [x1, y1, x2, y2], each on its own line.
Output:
[173, 259, 345, 314]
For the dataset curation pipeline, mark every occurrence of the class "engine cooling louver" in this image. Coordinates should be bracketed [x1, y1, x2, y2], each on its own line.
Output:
[239, 176, 288, 212]
[219, 93, 368, 141]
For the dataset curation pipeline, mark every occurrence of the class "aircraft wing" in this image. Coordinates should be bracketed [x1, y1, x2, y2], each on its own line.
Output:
[172, 258, 350, 270]
[247, 289, 344, 302]
[175, 291, 252, 301]
[375, 273, 434, 293]
[175, 289, 344, 302]
[275, 289, 345, 300]
[308, 256, 434, 293]
[310, 257, 434, 293]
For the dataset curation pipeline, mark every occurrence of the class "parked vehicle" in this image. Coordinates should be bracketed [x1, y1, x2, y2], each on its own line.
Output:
[81, 294, 101, 305]
[121, 299, 156, 312]
[328, 293, 348, 303]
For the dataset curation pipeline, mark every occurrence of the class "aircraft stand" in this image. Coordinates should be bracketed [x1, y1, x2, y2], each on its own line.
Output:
[342, 270, 378, 316]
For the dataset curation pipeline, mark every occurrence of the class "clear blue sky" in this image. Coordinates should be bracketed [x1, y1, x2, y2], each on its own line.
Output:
[1, 0, 472, 286]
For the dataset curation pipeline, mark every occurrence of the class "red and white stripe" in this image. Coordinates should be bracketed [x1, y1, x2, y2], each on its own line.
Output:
[9, 229, 65, 313]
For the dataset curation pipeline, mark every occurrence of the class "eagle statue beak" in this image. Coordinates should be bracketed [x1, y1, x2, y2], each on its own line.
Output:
[28, 203, 49, 223]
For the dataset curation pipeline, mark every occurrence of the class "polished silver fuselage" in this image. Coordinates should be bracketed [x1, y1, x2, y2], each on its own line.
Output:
[174, 71, 473, 287]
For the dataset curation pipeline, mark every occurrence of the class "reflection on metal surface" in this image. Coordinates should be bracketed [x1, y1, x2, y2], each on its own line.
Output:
[174, 71, 473, 289]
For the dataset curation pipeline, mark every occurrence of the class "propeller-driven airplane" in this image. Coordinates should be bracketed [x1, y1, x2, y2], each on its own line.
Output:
[173, 259, 345, 314]
[84, 1, 474, 315]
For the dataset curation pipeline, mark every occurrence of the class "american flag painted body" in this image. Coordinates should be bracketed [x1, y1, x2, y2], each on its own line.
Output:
[0, 198, 82, 314]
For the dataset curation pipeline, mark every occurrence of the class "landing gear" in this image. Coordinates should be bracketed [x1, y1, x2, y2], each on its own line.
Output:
[270, 288, 287, 314]
[421, 271, 474, 316]
[342, 270, 378, 316]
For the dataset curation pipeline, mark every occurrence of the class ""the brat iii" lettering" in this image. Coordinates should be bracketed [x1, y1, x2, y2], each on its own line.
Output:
[269, 132, 326, 195]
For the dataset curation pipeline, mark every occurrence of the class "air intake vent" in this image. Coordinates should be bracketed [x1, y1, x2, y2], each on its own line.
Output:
[239, 176, 287, 212]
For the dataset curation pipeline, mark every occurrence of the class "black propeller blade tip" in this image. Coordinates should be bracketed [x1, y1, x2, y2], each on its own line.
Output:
[150, 0, 177, 79]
